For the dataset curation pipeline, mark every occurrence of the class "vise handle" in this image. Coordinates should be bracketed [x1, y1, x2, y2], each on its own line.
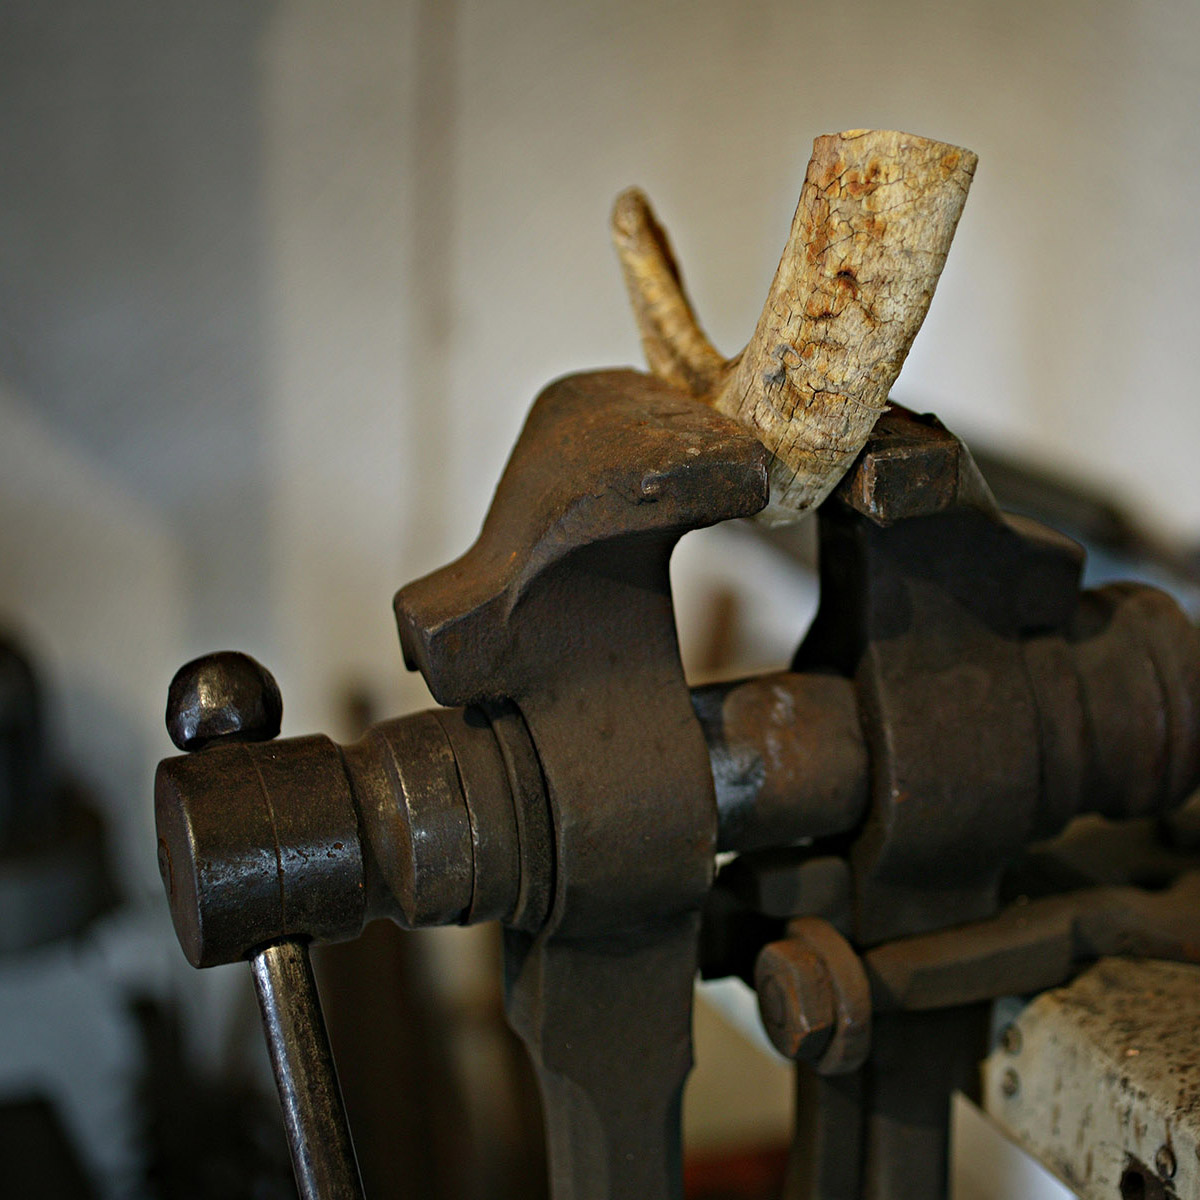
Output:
[162, 651, 364, 1200]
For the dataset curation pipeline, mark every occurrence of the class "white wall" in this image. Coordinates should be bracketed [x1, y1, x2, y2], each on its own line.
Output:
[5, 0, 1200, 848]
[1, 0, 1199, 1172]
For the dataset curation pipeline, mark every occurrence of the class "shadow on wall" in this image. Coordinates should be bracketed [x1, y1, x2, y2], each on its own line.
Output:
[0, 11, 287, 1195]
[0, 1, 275, 651]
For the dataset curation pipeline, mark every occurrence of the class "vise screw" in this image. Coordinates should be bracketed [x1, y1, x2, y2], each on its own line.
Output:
[155, 370, 1200, 1200]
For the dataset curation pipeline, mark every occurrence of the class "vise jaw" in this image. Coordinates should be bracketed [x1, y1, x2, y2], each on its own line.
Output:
[156, 369, 767, 1200]
[395, 369, 767, 1200]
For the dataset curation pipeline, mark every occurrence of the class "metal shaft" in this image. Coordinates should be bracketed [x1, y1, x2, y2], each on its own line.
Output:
[250, 939, 365, 1200]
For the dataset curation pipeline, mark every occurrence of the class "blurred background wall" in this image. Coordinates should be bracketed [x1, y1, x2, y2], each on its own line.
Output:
[1, 0, 1199, 1193]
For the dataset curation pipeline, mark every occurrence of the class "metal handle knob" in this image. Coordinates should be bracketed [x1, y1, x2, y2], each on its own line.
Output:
[165, 650, 282, 751]
[165, 652, 365, 1200]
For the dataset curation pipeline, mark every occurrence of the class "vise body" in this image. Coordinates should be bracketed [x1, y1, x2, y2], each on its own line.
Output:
[155, 366, 1200, 1200]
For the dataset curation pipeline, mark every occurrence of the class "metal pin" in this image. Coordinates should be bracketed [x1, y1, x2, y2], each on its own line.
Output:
[250, 940, 365, 1200]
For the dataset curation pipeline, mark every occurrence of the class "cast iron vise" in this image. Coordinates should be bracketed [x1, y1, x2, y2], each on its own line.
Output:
[155, 369, 1200, 1200]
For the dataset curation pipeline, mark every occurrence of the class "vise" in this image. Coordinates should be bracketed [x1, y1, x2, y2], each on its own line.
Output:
[155, 367, 1200, 1200]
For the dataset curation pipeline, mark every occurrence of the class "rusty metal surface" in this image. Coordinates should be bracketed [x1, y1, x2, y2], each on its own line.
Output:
[156, 733, 365, 968]
[834, 408, 967, 526]
[783, 1005, 991, 1200]
[866, 870, 1200, 1013]
[395, 370, 767, 1200]
[1013, 809, 1200, 896]
[703, 406, 1200, 1200]
[157, 697, 540, 966]
[717, 853, 852, 926]
[485, 700, 554, 934]
[793, 405, 1200, 946]
[346, 712, 479, 930]
[393, 368, 766, 938]
[252, 940, 365, 1200]
[166, 650, 282, 751]
[692, 672, 868, 854]
[983, 958, 1200, 1200]
[783, 918, 871, 1076]
[858, 1006, 992, 1200]
[394, 371, 767, 704]
[755, 918, 870, 1074]
[152, 375, 1200, 1200]
[162, 653, 366, 1197]
[798, 414, 1080, 942]
[755, 938, 836, 1063]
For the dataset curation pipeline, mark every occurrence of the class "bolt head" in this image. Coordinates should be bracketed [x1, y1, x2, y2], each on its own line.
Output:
[1156, 1145, 1177, 1180]
[1000, 1023, 1023, 1055]
[754, 939, 835, 1062]
[165, 651, 282, 752]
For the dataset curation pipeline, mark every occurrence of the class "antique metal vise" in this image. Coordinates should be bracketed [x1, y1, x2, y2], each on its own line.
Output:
[155, 368, 1200, 1200]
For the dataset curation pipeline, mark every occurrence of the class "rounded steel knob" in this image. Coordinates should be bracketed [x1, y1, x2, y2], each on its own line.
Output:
[165, 651, 282, 752]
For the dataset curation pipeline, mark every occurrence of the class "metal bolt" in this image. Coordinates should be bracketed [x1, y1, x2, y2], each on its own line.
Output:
[754, 939, 835, 1062]
[1000, 1023, 1022, 1055]
[1001, 1068, 1020, 1098]
[1155, 1145, 1177, 1180]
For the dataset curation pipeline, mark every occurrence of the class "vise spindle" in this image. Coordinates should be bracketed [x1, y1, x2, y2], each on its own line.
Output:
[155, 368, 1200, 1200]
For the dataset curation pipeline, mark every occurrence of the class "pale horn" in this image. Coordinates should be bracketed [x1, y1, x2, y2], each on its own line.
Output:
[613, 129, 977, 525]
